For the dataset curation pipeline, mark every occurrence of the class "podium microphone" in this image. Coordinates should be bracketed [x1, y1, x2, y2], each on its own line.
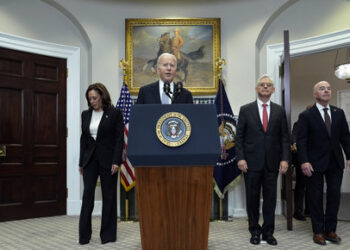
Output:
[163, 81, 172, 103]
[164, 81, 172, 95]
[172, 82, 183, 103]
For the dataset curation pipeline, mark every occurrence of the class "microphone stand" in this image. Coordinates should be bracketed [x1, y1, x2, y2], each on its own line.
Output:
[164, 81, 172, 104]
[172, 82, 183, 103]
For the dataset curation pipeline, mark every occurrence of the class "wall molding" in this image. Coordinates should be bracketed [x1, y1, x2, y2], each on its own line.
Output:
[267, 28, 350, 104]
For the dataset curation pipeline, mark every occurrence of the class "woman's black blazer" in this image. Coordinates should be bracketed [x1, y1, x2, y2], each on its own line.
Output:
[79, 106, 124, 169]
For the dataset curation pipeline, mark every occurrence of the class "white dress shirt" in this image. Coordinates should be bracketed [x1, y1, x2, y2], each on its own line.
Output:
[89, 110, 103, 140]
[257, 98, 271, 125]
[159, 79, 174, 104]
[315, 102, 331, 122]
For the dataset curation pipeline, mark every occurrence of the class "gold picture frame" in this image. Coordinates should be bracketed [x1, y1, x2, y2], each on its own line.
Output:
[125, 18, 221, 96]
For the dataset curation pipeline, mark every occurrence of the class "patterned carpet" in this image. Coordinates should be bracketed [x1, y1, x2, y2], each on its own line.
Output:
[1, 215, 350, 249]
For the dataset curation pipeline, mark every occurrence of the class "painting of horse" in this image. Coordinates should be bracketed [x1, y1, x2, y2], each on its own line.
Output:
[126, 18, 221, 95]
[142, 32, 205, 82]
[132, 25, 214, 89]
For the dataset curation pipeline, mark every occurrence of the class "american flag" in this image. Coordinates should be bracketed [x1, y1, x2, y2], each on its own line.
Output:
[116, 82, 135, 191]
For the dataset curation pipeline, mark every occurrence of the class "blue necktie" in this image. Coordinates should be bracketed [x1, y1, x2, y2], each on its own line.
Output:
[162, 91, 170, 104]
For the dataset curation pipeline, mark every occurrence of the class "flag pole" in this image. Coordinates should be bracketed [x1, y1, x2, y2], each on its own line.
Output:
[216, 57, 226, 221]
[125, 192, 129, 221]
[219, 199, 223, 220]
[119, 58, 129, 221]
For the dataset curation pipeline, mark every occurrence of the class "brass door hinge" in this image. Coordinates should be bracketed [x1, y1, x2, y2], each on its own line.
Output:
[0, 145, 6, 157]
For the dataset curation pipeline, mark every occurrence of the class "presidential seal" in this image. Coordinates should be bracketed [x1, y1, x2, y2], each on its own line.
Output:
[156, 112, 191, 147]
[218, 120, 236, 161]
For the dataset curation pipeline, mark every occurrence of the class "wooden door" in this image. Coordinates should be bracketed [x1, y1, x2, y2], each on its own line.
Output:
[0, 47, 67, 221]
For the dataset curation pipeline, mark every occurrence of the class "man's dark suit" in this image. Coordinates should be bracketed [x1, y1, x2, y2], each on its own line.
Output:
[136, 81, 193, 104]
[297, 104, 350, 234]
[79, 106, 124, 243]
[236, 101, 289, 236]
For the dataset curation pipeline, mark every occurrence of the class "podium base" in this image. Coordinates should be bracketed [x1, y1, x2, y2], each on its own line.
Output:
[135, 166, 213, 250]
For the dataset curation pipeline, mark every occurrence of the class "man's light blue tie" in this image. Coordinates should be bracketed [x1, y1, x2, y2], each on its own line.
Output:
[161, 91, 170, 104]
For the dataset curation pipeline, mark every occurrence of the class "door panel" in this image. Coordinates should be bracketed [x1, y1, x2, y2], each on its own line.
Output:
[0, 88, 23, 144]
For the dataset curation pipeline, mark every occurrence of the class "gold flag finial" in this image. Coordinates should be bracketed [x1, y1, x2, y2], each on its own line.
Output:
[119, 58, 129, 84]
[216, 57, 226, 80]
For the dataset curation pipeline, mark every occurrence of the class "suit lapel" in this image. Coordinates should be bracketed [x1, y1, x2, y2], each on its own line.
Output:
[267, 102, 276, 132]
[83, 110, 93, 136]
[330, 105, 339, 136]
[153, 81, 161, 104]
[253, 101, 264, 132]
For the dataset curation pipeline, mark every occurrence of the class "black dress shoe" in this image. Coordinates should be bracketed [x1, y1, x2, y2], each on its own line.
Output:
[293, 213, 306, 221]
[101, 239, 116, 244]
[263, 235, 278, 245]
[78, 239, 90, 245]
[250, 234, 260, 245]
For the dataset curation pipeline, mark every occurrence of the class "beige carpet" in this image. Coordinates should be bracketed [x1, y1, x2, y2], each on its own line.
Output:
[339, 193, 350, 221]
[1, 215, 350, 249]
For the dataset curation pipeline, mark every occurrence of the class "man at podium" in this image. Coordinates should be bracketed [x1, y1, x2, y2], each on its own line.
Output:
[136, 53, 193, 104]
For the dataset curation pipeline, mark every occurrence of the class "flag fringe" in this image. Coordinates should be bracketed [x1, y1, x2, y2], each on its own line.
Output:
[213, 173, 242, 200]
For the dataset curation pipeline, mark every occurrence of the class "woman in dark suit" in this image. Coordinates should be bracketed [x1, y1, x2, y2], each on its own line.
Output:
[78, 83, 124, 245]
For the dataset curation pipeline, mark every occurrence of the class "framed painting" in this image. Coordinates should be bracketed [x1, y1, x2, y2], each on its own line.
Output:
[125, 18, 221, 95]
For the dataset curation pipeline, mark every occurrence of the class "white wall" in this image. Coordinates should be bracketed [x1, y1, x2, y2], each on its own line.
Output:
[291, 49, 350, 124]
[259, 0, 350, 80]
[0, 0, 90, 106]
[50, 0, 288, 216]
[0, 0, 290, 216]
[4, 0, 350, 217]
[51, 0, 288, 110]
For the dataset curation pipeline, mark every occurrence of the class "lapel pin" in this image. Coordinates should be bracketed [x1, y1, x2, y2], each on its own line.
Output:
[106, 115, 109, 118]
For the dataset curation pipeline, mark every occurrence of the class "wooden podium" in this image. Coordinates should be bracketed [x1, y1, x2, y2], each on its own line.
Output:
[128, 104, 220, 250]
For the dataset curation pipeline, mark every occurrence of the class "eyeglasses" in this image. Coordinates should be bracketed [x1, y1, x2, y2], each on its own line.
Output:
[258, 82, 273, 87]
[318, 86, 331, 91]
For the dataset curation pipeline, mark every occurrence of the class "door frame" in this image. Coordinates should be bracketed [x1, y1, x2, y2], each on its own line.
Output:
[0, 32, 81, 215]
[267, 28, 350, 104]
[266, 28, 350, 214]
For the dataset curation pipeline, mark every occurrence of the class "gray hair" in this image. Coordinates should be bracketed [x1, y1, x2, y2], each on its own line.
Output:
[256, 74, 274, 87]
[157, 53, 177, 68]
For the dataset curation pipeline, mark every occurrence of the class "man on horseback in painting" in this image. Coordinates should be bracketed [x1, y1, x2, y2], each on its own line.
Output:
[143, 31, 205, 82]
[172, 29, 184, 60]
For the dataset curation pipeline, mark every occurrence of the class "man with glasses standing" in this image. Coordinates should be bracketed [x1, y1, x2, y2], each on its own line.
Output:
[297, 81, 350, 245]
[236, 75, 289, 246]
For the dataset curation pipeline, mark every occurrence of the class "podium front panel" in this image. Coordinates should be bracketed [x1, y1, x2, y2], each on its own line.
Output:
[127, 104, 220, 166]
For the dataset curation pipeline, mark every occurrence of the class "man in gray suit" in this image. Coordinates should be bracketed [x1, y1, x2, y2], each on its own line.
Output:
[236, 75, 289, 246]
